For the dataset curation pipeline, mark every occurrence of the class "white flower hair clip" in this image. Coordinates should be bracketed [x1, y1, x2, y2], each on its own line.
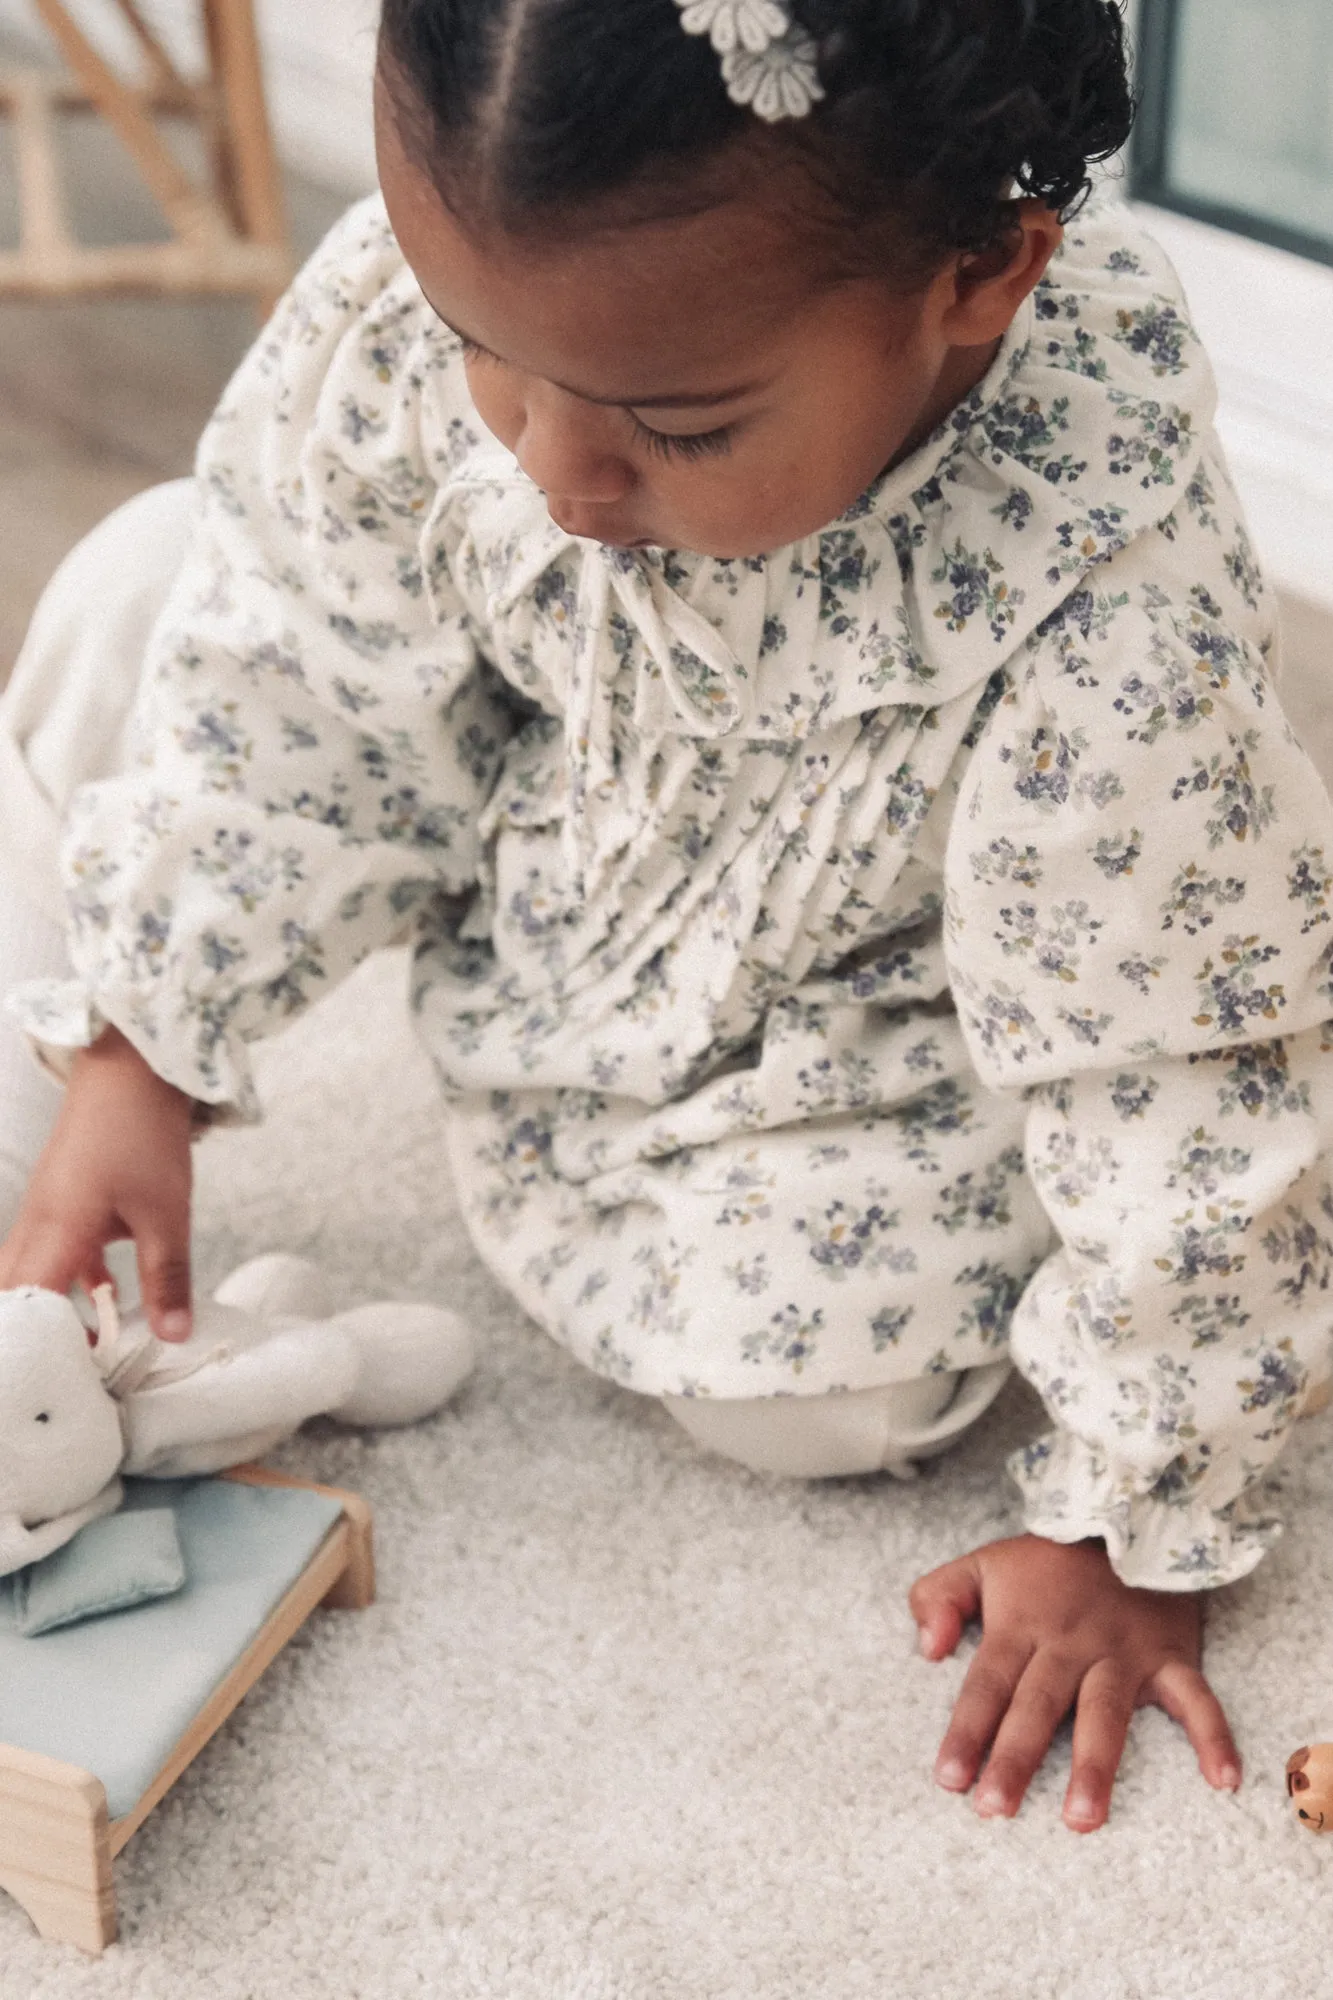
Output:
[674, 0, 825, 122]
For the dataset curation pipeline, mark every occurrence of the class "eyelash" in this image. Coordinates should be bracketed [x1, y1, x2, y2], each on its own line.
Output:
[628, 414, 734, 464]
[457, 336, 734, 465]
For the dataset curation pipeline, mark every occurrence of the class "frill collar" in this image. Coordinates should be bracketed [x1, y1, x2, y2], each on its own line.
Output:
[428, 201, 1215, 746]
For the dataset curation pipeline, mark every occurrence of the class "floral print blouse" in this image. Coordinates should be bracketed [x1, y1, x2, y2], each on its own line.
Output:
[13, 192, 1333, 1592]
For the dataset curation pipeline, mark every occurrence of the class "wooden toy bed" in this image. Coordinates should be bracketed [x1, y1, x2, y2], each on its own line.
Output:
[0, 1466, 373, 1953]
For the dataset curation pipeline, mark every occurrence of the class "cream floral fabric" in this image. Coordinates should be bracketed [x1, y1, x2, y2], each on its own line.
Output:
[11, 194, 1333, 1589]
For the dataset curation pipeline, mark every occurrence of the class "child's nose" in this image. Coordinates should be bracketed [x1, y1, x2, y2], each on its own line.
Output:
[512, 386, 633, 507]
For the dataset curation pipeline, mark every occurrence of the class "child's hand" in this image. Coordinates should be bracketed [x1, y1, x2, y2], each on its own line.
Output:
[909, 1533, 1240, 1832]
[0, 1025, 196, 1341]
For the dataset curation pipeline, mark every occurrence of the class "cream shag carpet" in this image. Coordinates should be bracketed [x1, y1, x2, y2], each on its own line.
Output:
[1, 947, 1329, 2000]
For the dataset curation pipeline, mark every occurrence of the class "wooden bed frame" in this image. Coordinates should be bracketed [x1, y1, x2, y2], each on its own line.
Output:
[0, 0, 292, 311]
[0, 1466, 374, 1953]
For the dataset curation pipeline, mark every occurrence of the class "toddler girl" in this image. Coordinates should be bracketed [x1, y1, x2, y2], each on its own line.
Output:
[1, 0, 1326, 1830]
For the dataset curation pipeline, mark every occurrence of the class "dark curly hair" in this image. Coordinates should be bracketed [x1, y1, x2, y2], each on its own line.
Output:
[378, 0, 1134, 277]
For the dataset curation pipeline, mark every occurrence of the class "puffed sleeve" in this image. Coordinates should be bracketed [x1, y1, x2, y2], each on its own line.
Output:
[7, 199, 514, 1121]
[944, 448, 1333, 1588]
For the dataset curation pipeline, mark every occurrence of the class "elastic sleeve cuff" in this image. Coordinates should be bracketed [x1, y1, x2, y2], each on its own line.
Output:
[3, 977, 258, 1128]
[1009, 1429, 1282, 1592]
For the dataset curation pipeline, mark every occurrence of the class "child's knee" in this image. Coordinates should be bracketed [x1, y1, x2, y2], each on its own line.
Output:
[662, 1363, 1010, 1479]
[0, 866, 70, 1230]
[1, 479, 196, 896]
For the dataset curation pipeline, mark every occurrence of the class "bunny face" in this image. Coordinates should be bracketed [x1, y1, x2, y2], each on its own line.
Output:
[0, 1288, 124, 1526]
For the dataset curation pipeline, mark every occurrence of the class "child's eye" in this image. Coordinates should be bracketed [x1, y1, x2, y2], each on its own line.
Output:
[454, 331, 732, 464]
[628, 414, 733, 464]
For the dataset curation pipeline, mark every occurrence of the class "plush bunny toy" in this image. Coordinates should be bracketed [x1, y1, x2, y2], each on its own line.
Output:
[0, 1254, 475, 1577]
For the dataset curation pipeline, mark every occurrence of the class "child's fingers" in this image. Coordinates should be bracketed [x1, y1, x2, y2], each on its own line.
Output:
[932, 1634, 1031, 1795]
[131, 1212, 193, 1342]
[1063, 1658, 1135, 1832]
[1146, 1659, 1242, 1791]
[909, 1554, 982, 1662]
[0, 1210, 109, 1301]
[972, 1648, 1083, 1819]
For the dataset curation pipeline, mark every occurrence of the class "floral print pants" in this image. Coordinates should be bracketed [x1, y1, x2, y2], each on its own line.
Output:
[442, 1049, 1052, 1422]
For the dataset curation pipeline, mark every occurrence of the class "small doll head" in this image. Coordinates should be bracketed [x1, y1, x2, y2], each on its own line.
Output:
[1287, 1745, 1333, 1832]
[373, 0, 1132, 559]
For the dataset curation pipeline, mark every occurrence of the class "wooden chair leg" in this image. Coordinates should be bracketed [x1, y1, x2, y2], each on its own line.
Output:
[200, 0, 245, 239]
[202, 0, 289, 317]
[32, 0, 216, 242]
[0, 1747, 116, 1953]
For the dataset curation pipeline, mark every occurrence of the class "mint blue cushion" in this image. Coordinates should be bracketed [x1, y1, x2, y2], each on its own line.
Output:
[0, 1478, 345, 1819]
[13, 1507, 186, 1636]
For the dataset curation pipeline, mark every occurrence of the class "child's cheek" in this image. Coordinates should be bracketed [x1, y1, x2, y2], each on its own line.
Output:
[463, 362, 521, 457]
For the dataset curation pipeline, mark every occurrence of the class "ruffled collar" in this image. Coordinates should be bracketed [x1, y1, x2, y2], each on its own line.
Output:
[429, 199, 1215, 751]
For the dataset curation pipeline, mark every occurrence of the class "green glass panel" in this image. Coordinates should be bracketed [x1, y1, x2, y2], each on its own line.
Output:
[1166, 0, 1333, 253]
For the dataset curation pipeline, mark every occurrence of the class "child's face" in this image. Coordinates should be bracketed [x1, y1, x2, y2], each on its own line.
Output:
[378, 108, 1059, 560]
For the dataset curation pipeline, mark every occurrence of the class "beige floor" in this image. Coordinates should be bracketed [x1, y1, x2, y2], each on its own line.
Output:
[0, 68, 345, 677]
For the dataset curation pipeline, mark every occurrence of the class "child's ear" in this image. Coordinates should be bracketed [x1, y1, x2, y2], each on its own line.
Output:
[938, 201, 1065, 348]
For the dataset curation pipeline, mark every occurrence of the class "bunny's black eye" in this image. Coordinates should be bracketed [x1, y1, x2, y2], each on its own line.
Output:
[34, 1411, 50, 1424]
